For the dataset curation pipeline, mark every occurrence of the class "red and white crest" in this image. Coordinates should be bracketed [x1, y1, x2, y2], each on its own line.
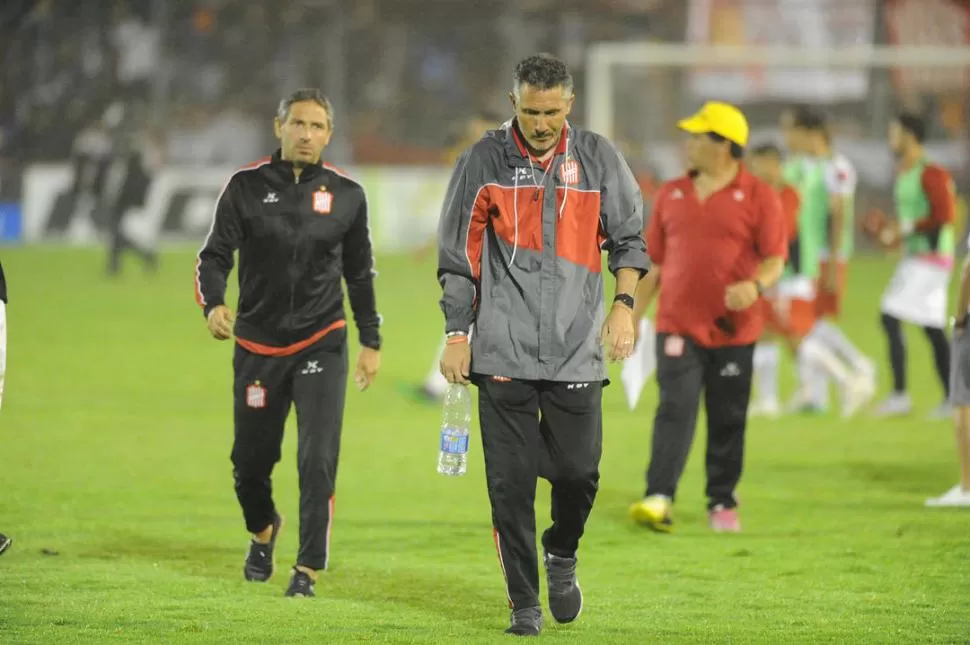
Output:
[246, 382, 267, 409]
[664, 335, 684, 357]
[313, 190, 333, 214]
[560, 159, 580, 185]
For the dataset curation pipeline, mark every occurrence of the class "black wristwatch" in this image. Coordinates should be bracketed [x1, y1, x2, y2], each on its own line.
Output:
[614, 293, 635, 309]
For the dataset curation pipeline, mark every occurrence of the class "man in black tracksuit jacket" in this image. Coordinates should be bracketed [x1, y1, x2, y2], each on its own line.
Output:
[194, 89, 382, 598]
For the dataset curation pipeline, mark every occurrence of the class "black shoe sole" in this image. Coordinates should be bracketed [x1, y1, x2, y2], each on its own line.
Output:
[0, 536, 11, 556]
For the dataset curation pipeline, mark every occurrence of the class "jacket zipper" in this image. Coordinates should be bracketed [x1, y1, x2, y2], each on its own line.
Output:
[288, 171, 299, 326]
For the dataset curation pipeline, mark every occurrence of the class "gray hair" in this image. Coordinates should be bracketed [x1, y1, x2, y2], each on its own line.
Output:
[277, 88, 334, 127]
[512, 53, 574, 100]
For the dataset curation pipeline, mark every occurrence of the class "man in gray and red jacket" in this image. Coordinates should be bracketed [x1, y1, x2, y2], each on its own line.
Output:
[437, 53, 649, 637]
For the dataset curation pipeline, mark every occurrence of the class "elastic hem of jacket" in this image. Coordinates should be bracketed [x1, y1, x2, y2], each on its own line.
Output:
[236, 319, 347, 357]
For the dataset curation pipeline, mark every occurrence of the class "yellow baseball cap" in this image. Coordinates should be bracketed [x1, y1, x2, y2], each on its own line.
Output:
[678, 101, 750, 147]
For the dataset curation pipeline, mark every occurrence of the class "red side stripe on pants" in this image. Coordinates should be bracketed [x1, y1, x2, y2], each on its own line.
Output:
[492, 528, 513, 609]
[324, 495, 335, 571]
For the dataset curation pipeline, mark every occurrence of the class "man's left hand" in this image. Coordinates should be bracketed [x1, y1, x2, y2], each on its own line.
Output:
[601, 304, 636, 362]
[725, 281, 760, 311]
[354, 347, 381, 391]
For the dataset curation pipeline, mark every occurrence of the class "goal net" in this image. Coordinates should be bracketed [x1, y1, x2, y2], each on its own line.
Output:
[584, 6, 970, 250]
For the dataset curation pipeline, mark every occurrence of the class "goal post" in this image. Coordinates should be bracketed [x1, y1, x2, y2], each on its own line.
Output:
[586, 43, 970, 141]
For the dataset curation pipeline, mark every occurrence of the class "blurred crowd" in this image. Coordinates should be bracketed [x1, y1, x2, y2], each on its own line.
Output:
[0, 0, 677, 167]
[0, 0, 966, 182]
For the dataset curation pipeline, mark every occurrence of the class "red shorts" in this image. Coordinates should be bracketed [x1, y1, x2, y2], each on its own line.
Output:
[762, 296, 817, 340]
[816, 260, 847, 318]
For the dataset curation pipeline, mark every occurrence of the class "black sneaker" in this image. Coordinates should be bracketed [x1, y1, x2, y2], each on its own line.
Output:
[0, 533, 11, 556]
[505, 606, 543, 636]
[544, 552, 583, 623]
[284, 568, 316, 598]
[243, 513, 282, 582]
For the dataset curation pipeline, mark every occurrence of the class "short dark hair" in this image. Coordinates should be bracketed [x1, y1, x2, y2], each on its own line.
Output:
[896, 112, 926, 143]
[792, 106, 828, 131]
[277, 88, 333, 127]
[707, 132, 745, 160]
[751, 143, 783, 158]
[512, 53, 574, 97]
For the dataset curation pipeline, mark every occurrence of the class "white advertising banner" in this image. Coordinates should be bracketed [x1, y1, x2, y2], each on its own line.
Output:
[885, 0, 970, 93]
[21, 164, 452, 252]
[685, 0, 876, 103]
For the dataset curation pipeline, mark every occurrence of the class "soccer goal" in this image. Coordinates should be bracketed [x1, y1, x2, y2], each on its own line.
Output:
[584, 42, 970, 237]
[586, 43, 970, 143]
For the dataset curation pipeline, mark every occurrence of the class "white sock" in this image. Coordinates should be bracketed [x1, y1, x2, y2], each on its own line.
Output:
[810, 362, 830, 408]
[800, 333, 854, 388]
[813, 320, 869, 371]
[753, 342, 780, 406]
[423, 337, 449, 397]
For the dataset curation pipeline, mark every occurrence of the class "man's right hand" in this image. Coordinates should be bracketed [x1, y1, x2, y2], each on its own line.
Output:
[206, 305, 235, 340]
[440, 337, 471, 384]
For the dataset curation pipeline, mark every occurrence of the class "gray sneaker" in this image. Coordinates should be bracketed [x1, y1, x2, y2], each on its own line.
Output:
[544, 553, 583, 624]
[505, 606, 543, 636]
[872, 393, 912, 418]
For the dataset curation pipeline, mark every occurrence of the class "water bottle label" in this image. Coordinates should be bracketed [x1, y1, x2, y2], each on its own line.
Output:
[440, 428, 469, 455]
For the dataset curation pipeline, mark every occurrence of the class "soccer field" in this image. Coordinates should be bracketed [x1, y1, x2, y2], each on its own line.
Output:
[0, 248, 968, 644]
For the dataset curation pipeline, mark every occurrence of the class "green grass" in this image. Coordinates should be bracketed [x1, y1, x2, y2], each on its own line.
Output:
[0, 248, 968, 644]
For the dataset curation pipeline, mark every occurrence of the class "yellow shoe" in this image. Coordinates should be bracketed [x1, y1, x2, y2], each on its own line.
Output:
[629, 495, 674, 533]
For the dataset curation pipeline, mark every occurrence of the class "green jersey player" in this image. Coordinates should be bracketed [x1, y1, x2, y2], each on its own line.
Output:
[870, 113, 956, 419]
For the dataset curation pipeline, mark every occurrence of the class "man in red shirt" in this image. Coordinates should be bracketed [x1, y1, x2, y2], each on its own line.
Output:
[628, 102, 787, 533]
[748, 143, 804, 417]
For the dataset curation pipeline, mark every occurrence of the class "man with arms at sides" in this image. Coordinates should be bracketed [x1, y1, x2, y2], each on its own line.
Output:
[927, 238, 970, 507]
[438, 54, 649, 636]
[786, 108, 875, 414]
[415, 111, 503, 402]
[866, 113, 955, 420]
[628, 102, 786, 534]
[195, 89, 382, 598]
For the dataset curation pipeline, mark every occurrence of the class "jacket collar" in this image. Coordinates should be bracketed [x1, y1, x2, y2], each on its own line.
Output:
[268, 148, 325, 184]
[502, 119, 570, 169]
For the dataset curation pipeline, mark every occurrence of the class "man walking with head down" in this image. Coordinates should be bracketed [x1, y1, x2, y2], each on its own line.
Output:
[437, 53, 649, 636]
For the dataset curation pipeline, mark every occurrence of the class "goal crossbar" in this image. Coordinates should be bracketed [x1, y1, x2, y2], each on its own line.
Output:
[586, 43, 970, 140]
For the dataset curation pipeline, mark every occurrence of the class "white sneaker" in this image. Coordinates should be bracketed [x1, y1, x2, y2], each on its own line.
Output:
[872, 393, 912, 418]
[925, 485, 970, 507]
[748, 399, 781, 419]
[927, 401, 953, 421]
[785, 389, 827, 415]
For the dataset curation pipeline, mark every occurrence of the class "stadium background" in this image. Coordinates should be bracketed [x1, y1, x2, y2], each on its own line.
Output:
[1, 0, 969, 643]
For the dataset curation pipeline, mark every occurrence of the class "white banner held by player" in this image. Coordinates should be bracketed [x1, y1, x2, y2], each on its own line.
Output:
[621, 318, 657, 411]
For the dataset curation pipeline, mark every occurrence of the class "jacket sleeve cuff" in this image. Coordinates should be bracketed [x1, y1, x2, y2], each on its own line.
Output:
[607, 249, 651, 277]
[202, 300, 224, 320]
[358, 326, 382, 351]
[443, 308, 474, 335]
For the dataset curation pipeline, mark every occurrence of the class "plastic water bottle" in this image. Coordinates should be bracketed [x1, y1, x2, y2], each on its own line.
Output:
[437, 384, 472, 476]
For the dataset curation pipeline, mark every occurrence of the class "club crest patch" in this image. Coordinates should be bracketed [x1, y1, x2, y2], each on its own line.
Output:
[246, 381, 267, 408]
[560, 159, 579, 185]
[313, 189, 333, 214]
[664, 335, 684, 357]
